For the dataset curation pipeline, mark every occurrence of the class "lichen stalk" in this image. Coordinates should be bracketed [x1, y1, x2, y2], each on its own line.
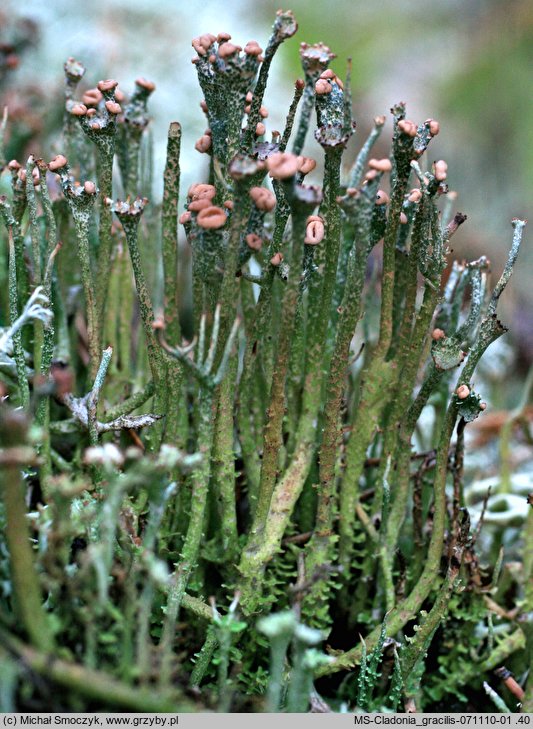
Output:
[161, 122, 183, 446]
[317, 220, 526, 677]
[110, 198, 166, 446]
[165, 391, 215, 617]
[162, 122, 182, 344]
[72, 80, 120, 332]
[211, 354, 239, 564]
[0, 409, 55, 653]
[242, 10, 298, 154]
[292, 42, 335, 156]
[25, 156, 45, 375]
[238, 161, 338, 613]
[34, 161, 61, 482]
[302, 182, 377, 622]
[95, 148, 114, 327]
[53, 159, 101, 379]
[0, 202, 30, 407]
[246, 205, 307, 547]
[348, 114, 386, 188]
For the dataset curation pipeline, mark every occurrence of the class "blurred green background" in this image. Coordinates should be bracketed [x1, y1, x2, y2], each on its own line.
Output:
[1, 0, 531, 360]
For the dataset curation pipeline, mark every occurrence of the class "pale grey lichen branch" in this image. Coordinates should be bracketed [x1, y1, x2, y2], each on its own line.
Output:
[87, 346, 113, 445]
[154, 304, 240, 390]
[410, 160, 431, 189]
[50, 380, 157, 434]
[60, 355, 162, 437]
[60, 395, 162, 435]
[488, 218, 527, 318]
[0, 287, 53, 355]
[348, 114, 386, 189]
